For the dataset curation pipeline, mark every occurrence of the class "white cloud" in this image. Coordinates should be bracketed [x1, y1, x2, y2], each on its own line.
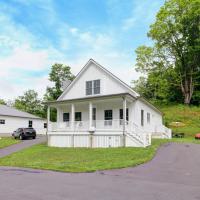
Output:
[0, 0, 143, 101]
[122, 0, 162, 30]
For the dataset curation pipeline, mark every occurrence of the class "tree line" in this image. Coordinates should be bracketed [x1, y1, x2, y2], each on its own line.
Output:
[133, 0, 200, 105]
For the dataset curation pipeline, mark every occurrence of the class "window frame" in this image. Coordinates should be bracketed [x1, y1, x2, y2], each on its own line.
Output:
[147, 112, 150, 124]
[141, 110, 144, 126]
[44, 123, 47, 128]
[86, 81, 93, 95]
[0, 119, 5, 124]
[93, 79, 100, 94]
[119, 108, 129, 121]
[63, 113, 70, 122]
[86, 79, 101, 95]
[75, 112, 82, 121]
[28, 120, 33, 128]
[104, 110, 113, 126]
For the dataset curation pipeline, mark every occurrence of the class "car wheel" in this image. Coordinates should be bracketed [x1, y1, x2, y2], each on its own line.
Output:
[19, 135, 24, 140]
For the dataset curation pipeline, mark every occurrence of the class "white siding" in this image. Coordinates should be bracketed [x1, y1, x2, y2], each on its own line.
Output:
[0, 115, 47, 135]
[48, 133, 145, 148]
[131, 99, 163, 133]
[60, 63, 129, 100]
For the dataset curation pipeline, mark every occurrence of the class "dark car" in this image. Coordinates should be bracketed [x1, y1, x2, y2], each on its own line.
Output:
[12, 128, 36, 140]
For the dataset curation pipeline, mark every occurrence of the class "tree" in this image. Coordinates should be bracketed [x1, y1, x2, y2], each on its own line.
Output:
[0, 99, 6, 105]
[44, 63, 75, 122]
[44, 63, 75, 101]
[135, 0, 200, 105]
[14, 90, 45, 118]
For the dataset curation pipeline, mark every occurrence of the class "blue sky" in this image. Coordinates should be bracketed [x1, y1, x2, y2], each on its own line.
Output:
[0, 0, 164, 100]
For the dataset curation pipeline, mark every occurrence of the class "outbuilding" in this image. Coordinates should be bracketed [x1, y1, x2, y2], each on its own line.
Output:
[0, 105, 47, 135]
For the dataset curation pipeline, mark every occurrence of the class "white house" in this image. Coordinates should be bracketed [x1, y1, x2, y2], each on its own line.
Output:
[0, 105, 47, 135]
[47, 59, 171, 148]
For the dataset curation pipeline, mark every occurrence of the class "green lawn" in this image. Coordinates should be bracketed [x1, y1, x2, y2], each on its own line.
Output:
[159, 104, 200, 137]
[0, 138, 199, 173]
[0, 137, 19, 149]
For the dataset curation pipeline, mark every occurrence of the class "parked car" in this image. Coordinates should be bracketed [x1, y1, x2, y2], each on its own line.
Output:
[12, 128, 36, 140]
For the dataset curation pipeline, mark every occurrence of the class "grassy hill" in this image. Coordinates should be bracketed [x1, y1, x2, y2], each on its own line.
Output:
[159, 104, 200, 137]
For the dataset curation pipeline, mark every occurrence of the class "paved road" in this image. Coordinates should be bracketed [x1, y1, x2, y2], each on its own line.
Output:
[0, 142, 200, 200]
[0, 136, 46, 158]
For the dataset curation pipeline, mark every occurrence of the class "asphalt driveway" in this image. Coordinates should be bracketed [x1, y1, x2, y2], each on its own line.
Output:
[0, 142, 200, 200]
[0, 136, 46, 158]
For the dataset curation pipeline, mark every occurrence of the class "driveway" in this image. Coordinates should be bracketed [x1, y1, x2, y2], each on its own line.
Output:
[0, 143, 200, 200]
[0, 135, 46, 158]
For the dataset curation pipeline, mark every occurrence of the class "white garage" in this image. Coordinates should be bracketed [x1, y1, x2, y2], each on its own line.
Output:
[0, 105, 47, 135]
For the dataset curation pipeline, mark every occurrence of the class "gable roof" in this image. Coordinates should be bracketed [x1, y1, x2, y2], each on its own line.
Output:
[0, 105, 42, 119]
[58, 59, 140, 101]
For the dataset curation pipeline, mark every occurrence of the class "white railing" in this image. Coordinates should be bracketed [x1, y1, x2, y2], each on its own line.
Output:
[155, 125, 172, 139]
[49, 120, 125, 132]
[49, 121, 89, 132]
[94, 119, 123, 130]
[126, 121, 151, 147]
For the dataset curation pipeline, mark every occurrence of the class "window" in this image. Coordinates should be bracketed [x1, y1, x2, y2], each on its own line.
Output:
[119, 109, 129, 120]
[63, 113, 70, 122]
[92, 108, 96, 120]
[29, 120, 33, 128]
[44, 123, 47, 128]
[86, 80, 101, 95]
[141, 110, 144, 126]
[75, 112, 82, 121]
[0, 119, 5, 124]
[147, 113, 150, 124]
[86, 81, 92, 95]
[93, 79, 100, 94]
[104, 110, 112, 126]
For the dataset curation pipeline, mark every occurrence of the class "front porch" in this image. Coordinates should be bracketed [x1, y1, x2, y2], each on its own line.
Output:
[47, 95, 151, 148]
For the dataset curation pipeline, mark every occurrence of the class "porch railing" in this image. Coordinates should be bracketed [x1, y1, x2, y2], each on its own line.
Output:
[155, 125, 172, 139]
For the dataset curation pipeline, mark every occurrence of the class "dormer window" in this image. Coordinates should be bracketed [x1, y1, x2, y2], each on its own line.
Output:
[86, 79, 100, 95]
[94, 79, 100, 94]
[86, 81, 92, 95]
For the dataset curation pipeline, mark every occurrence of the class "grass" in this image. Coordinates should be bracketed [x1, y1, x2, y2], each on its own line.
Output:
[159, 104, 200, 137]
[0, 104, 199, 172]
[0, 137, 19, 149]
[0, 138, 199, 172]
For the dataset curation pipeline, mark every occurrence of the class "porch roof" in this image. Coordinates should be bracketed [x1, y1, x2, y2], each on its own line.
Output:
[46, 93, 135, 106]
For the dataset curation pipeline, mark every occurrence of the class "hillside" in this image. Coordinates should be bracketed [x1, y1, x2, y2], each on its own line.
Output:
[159, 104, 200, 137]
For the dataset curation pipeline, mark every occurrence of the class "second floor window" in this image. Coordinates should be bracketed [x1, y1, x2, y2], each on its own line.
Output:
[94, 79, 100, 94]
[86, 80, 100, 95]
[86, 81, 92, 95]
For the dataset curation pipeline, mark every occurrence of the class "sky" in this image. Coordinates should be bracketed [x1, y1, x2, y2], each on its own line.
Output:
[0, 0, 164, 100]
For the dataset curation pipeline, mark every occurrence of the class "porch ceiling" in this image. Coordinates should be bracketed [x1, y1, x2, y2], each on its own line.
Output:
[46, 93, 135, 107]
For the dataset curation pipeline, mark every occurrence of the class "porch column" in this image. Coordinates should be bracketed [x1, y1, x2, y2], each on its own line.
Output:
[71, 103, 75, 130]
[47, 106, 50, 132]
[56, 106, 60, 123]
[89, 102, 93, 129]
[123, 97, 127, 147]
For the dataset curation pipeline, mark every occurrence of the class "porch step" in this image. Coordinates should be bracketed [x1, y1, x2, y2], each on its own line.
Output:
[126, 132, 145, 147]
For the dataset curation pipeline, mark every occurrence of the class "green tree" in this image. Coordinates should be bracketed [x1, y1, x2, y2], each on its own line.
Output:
[135, 0, 200, 105]
[44, 63, 75, 101]
[14, 90, 45, 118]
[0, 99, 6, 105]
